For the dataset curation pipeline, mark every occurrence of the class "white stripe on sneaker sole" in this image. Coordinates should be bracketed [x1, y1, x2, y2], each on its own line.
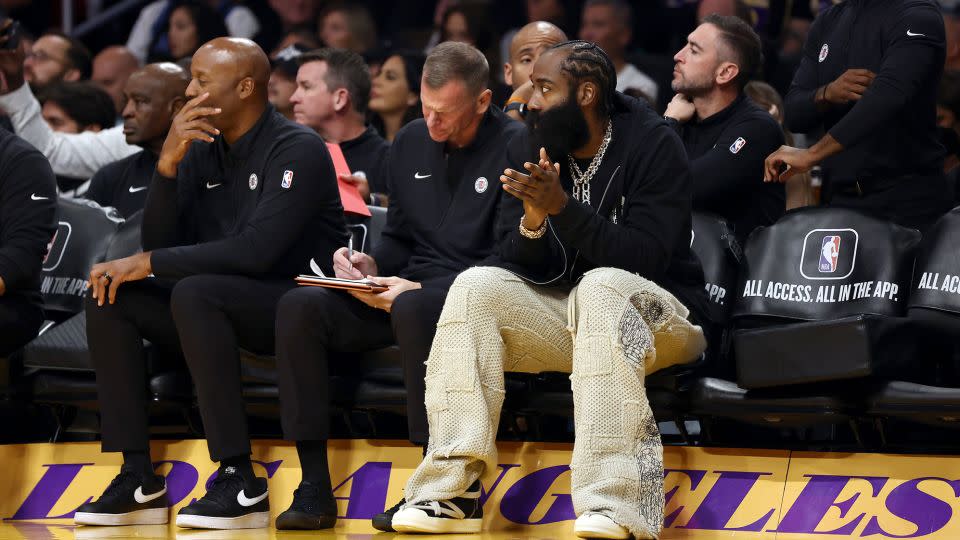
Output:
[74, 508, 168, 526]
[391, 508, 482, 534]
[175, 511, 270, 530]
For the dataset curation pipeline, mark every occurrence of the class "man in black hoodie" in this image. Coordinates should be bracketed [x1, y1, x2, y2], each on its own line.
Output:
[391, 42, 708, 540]
[0, 127, 57, 356]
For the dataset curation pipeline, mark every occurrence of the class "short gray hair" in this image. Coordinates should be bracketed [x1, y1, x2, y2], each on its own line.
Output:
[423, 41, 489, 96]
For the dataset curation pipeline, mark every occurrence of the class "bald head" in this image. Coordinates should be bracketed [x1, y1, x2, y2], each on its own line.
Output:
[121, 63, 191, 152]
[185, 38, 272, 140]
[197, 37, 271, 92]
[140, 62, 191, 98]
[506, 21, 568, 89]
[93, 46, 141, 113]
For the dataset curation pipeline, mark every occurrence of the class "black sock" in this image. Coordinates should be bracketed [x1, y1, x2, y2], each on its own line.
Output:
[296, 440, 332, 494]
[220, 455, 259, 493]
[121, 450, 156, 483]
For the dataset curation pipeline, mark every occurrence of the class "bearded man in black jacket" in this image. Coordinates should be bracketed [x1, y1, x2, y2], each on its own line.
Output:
[390, 41, 709, 540]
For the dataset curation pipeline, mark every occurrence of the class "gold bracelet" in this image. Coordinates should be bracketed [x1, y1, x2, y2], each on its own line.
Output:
[518, 215, 546, 239]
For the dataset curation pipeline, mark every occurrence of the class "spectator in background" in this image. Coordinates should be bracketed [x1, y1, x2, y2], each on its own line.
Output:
[91, 46, 141, 116]
[269, 0, 321, 32]
[290, 48, 390, 205]
[502, 21, 567, 121]
[318, 3, 377, 54]
[271, 28, 320, 57]
[666, 15, 784, 241]
[85, 63, 191, 218]
[579, 0, 659, 102]
[745, 80, 814, 209]
[23, 32, 92, 91]
[697, 0, 755, 23]
[36, 81, 116, 197]
[127, 0, 258, 63]
[268, 44, 307, 121]
[152, 1, 230, 63]
[497, 0, 572, 72]
[369, 51, 424, 142]
[942, 2, 960, 71]
[38, 81, 116, 134]
[439, 4, 493, 53]
[0, 37, 138, 181]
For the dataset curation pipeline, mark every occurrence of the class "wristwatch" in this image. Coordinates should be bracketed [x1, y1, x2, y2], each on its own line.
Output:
[504, 101, 526, 117]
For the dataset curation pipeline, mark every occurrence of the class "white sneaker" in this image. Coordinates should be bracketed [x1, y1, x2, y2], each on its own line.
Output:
[574, 512, 631, 539]
[391, 481, 483, 534]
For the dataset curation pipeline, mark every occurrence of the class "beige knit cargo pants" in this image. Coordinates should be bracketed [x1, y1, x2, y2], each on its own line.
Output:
[403, 266, 707, 539]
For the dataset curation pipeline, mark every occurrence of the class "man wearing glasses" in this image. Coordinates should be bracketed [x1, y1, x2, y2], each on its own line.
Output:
[22, 32, 93, 91]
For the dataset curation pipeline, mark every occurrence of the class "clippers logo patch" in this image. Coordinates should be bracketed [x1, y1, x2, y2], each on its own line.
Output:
[819, 236, 841, 273]
[42, 222, 72, 272]
[281, 170, 294, 189]
[800, 229, 858, 280]
[819, 43, 829, 63]
[249, 173, 258, 190]
[729, 137, 746, 154]
[475, 177, 489, 193]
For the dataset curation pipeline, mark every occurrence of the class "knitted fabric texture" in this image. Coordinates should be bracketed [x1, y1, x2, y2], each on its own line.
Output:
[403, 266, 707, 539]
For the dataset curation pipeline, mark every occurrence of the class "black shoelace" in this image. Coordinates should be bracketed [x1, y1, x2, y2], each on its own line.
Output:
[198, 472, 247, 508]
[289, 483, 322, 513]
[101, 470, 141, 499]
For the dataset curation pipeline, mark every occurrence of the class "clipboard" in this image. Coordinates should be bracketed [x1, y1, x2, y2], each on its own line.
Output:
[326, 142, 372, 217]
[295, 274, 388, 293]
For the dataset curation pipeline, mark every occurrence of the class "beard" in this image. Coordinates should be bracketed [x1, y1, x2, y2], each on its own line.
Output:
[525, 89, 591, 160]
[671, 71, 714, 96]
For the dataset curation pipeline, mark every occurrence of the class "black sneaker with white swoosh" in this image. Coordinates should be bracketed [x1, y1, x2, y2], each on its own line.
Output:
[74, 470, 169, 526]
[175, 467, 269, 529]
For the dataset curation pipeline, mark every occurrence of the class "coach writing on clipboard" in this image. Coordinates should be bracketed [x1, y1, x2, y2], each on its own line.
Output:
[270, 42, 522, 532]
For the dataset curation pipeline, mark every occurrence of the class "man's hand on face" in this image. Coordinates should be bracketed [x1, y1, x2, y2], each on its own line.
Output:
[501, 147, 568, 229]
[156, 92, 221, 177]
[348, 276, 421, 313]
[0, 21, 26, 94]
[664, 93, 696, 123]
[88, 252, 153, 306]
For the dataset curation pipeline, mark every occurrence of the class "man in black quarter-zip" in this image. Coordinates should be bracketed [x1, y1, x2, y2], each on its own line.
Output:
[0, 127, 56, 356]
[76, 37, 347, 530]
[271, 41, 522, 532]
[665, 14, 785, 242]
[765, 0, 949, 232]
[390, 41, 708, 540]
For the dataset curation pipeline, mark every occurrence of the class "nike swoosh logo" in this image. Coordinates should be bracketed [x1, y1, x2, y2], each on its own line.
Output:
[128, 186, 148, 193]
[206, 182, 222, 189]
[237, 489, 268, 507]
[907, 30, 925, 37]
[133, 485, 167, 504]
[414, 172, 431, 179]
[31, 194, 49, 201]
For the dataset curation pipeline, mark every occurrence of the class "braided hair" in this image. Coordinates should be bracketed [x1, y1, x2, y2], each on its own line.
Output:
[548, 40, 618, 118]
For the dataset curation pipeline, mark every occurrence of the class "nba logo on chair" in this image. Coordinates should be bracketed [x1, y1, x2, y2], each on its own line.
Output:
[819, 235, 841, 273]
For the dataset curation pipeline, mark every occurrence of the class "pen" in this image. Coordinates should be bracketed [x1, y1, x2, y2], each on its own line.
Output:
[348, 236, 353, 259]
